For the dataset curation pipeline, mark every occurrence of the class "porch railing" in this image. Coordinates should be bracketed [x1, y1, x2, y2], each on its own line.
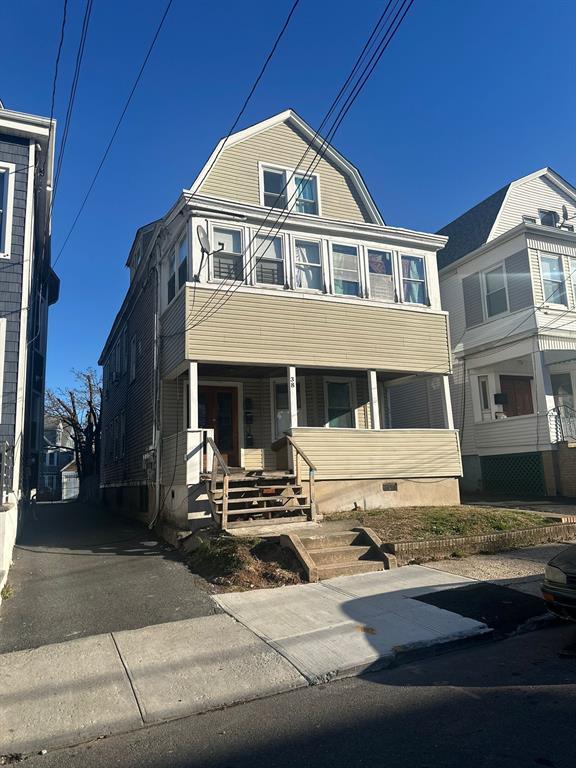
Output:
[0, 441, 13, 505]
[273, 433, 317, 520]
[206, 435, 231, 528]
[549, 405, 576, 443]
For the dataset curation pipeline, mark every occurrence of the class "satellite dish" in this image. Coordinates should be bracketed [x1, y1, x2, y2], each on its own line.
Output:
[562, 204, 569, 221]
[197, 224, 211, 255]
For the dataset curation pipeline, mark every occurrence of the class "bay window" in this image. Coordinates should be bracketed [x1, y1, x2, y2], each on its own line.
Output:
[295, 240, 322, 291]
[177, 234, 188, 289]
[254, 234, 284, 286]
[212, 227, 243, 281]
[401, 255, 427, 304]
[368, 249, 394, 301]
[540, 254, 566, 305]
[484, 265, 508, 317]
[332, 244, 360, 296]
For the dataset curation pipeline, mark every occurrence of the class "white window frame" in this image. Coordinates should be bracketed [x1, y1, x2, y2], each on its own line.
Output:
[250, 229, 287, 289]
[539, 252, 567, 307]
[538, 209, 559, 228]
[177, 231, 189, 291]
[323, 376, 358, 429]
[166, 249, 176, 304]
[366, 247, 396, 303]
[129, 335, 137, 383]
[0, 317, 5, 420]
[209, 224, 245, 284]
[483, 263, 509, 318]
[292, 237, 325, 293]
[0, 162, 15, 259]
[569, 257, 576, 307]
[399, 253, 428, 306]
[258, 162, 321, 217]
[269, 376, 307, 441]
[329, 242, 362, 298]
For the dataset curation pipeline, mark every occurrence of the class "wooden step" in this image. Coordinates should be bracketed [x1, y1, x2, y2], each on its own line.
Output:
[211, 484, 302, 496]
[316, 560, 384, 580]
[215, 504, 311, 518]
[213, 495, 308, 506]
[225, 515, 309, 529]
[308, 545, 375, 566]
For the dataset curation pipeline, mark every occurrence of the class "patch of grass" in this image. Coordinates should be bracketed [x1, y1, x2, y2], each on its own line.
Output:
[1, 583, 14, 600]
[186, 531, 303, 591]
[328, 505, 553, 542]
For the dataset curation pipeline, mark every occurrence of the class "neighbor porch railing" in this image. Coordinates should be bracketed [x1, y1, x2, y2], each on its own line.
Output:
[272, 433, 317, 520]
[549, 405, 576, 443]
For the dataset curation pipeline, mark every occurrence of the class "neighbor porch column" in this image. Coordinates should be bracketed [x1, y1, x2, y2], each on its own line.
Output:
[287, 366, 298, 429]
[441, 375, 455, 430]
[189, 361, 198, 429]
[368, 370, 381, 429]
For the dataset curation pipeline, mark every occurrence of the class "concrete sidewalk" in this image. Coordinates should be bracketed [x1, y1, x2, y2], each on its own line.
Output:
[0, 564, 549, 757]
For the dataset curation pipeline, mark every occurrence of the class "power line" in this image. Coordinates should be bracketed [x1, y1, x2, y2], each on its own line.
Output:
[182, 0, 415, 334]
[52, 0, 176, 268]
[43, 0, 69, 178]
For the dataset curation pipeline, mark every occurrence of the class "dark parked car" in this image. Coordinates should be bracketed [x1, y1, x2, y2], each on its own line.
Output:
[542, 546, 576, 620]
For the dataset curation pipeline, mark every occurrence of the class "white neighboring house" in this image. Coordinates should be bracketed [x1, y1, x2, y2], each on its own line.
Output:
[438, 167, 576, 497]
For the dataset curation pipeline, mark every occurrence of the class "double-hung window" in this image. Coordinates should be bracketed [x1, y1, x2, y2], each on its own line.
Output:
[540, 254, 566, 305]
[294, 176, 318, 214]
[570, 257, 576, 305]
[254, 234, 284, 286]
[130, 335, 137, 383]
[332, 244, 360, 296]
[325, 379, 355, 428]
[263, 169, 287, 209]
[295, 240, 322, 291]
[177, 234, 188, 289]
[401, 255, 427, 304]
[212, 227, 243, 281]
[0, 170, 6, 255]
[368, 250, 394, 301]
[167, 251, 176, 303]
[484, 265, 508, 317]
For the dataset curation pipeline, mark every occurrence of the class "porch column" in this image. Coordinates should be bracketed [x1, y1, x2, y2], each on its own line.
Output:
[287, 366, 298, 429]
[440, 375, 455, 430]
[189, 361, 198, 429]
[531, 348, 555, 415]
[368, 370, 381, 429]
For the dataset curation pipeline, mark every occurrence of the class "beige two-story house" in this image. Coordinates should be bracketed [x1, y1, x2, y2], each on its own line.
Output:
[99, 110, 461, 532]
[438, 167, 576, 497]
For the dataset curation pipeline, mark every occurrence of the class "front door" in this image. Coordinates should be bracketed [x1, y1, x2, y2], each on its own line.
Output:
[198, 386, 240, 467]
[499, 375, 534, 418]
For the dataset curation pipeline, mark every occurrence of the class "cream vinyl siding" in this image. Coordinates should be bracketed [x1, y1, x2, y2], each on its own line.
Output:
[198, 121, 372, 223]
[185, 287, 451, 373]
[491, 175, 576, 240]
[289, 427, 462, 479]
[161, 290, 186, 376]
[528, 236, 576, 309]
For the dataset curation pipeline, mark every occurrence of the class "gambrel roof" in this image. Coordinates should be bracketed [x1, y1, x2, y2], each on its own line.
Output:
[436, 167, 576, 270]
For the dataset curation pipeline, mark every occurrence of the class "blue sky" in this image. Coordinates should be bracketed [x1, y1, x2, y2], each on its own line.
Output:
[2, 0, 576, 391]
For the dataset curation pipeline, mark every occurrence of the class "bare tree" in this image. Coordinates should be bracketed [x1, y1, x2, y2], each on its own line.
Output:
[45, 369, 102, 499]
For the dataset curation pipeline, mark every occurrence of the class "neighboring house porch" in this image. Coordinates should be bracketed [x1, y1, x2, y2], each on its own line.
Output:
[160, 362, 461, 529]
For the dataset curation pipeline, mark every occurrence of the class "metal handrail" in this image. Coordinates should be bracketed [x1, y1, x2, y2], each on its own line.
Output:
[206, 436, 231, 528]
[548, 405, 576, 442]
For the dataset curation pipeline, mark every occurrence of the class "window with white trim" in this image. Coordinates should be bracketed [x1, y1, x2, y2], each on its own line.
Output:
[295, 240, 322, 291]
[570, 257, 576, 305]
[332, 244, 360, 296]
[263, 168, 287, 209]
[325, 379, 355, 428]
[254, 234, 284, 286]
[0, 170, 7, 254]
[212, 227, 243, 281]
[401, 255, 427, 304]
[540, 254, 566, 305]
[368, 250, 394, 301]
[484, 265, 508, 317]
[294, 175, 318, 214]
[177, 234, 188, 289]
[260, 166, 320, 216]
[539, 210, 559, 227]
[130, 335, 137, 383]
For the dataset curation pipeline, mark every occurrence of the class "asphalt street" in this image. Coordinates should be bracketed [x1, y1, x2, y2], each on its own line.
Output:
[20, 623, 576, 768]
[0, 501, 218, 653]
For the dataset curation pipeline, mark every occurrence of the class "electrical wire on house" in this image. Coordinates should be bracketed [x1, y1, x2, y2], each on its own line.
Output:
[52, 0, 176, 268]
[184, 0, 415, 333]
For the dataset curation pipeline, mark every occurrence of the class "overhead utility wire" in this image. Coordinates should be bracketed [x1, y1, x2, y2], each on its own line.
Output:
[52, 0, 176, 268]
[185, 0, 404, 330]
[186, 0, 415, 332]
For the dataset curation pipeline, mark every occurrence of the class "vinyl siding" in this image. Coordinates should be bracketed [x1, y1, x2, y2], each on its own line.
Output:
[491, 176, 576, 240]
[474, 414, 552, 455]
[462, 272, 484, 328]
[161, 289, 185, 376]
[161, 431, 186, 485]
[505, 249, 533, 312]
[198, 121, 373, 223]
[289, 427, 462, 479]
[388, 377, 446, 429]
[450, 360, 476, 455]
[527, 235, 576, 310]
[185, 287, 451, 374]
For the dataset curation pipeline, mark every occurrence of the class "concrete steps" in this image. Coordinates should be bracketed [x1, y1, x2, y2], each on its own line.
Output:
[281, 527, 396, 582]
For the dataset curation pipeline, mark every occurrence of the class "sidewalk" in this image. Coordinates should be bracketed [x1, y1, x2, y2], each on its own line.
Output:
[0, 564, 550, 757]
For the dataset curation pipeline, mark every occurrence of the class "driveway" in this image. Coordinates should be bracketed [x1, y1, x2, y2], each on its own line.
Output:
[0, 501, 218, 654]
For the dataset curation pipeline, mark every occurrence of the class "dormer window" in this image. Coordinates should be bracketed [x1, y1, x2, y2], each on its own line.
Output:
[539, 210, 559, 227]
[260, 165, 320, 216]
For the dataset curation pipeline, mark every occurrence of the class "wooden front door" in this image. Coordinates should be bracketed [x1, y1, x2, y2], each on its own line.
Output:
[500, 376, 534, 418]
[198, 386, 240, 466]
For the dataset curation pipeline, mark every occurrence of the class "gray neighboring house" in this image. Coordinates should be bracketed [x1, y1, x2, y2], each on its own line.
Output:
[0, 103, 58, 592]
[39, 417, 74, 500]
